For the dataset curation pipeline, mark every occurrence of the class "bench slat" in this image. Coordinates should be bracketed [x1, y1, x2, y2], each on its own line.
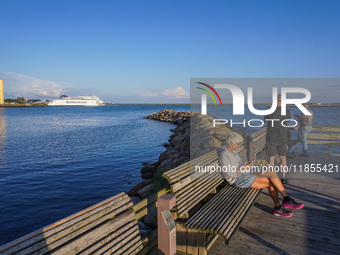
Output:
[218, 189, 260, 235]
[175, 171, 222, 205]
[97, 229, 142, 254]
[164, 151, 220, 183]
[222, 190, 259, 239]
[18, 202, 134, 255]
[171, 160, 220, 194]
[48, 208, 136, 255]
[191, 186, 245, 231]
[185, 186, 242, 229]
[77, 221, 139, 254]
[164, 150, 219, 179]
[178, 178, 224, 217]
[214, 189, 258, 235]
[184, 186, 260, 240]
[0, 193, 130, 255]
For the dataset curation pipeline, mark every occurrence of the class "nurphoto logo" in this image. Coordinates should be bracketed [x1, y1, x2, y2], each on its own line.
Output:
[197, 82, 311, 116]
[195, 81, 312, 128]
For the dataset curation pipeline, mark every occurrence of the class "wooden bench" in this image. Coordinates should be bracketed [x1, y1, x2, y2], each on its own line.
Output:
[0, 193, 143, 255]
[293, 126, 340, 154]
[163, 128, 268, 254]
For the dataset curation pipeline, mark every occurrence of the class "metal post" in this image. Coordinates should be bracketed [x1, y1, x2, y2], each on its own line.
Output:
[157, 194, 176, 255]
[328, 131, 331, 154]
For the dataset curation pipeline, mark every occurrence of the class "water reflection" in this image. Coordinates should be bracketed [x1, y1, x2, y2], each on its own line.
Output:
[0, 108, 6, 161]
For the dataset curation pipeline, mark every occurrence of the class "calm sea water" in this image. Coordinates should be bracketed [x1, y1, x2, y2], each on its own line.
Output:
[0, 105, 339, 245]
[0, 105, 189, 245]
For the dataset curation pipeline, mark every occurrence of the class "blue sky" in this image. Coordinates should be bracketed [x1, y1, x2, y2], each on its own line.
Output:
[0, 0, 339, 103]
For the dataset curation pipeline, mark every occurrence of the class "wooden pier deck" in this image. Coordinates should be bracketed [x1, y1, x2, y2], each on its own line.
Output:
[208, 153, 340, 255]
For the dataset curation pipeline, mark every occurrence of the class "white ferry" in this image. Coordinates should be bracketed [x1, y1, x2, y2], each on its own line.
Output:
[48, 95, 104, 106]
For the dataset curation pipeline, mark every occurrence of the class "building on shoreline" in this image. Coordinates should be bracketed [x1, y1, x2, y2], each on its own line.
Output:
[0, 80, 4, 105]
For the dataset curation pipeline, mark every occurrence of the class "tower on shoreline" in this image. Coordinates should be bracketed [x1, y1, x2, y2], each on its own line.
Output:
[0, 80, 4, 104]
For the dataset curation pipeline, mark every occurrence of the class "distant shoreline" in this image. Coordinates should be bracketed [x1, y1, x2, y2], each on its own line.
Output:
[1, 103, 340, 107]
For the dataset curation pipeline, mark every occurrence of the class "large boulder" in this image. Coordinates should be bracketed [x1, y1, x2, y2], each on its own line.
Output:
[144, 207, 158, 229]
[127, 179, 153, 196]
[173, 157, 189, 167]
[138, 221, 154, 238]
[129, 196, 142, 205]
[169, 134, 186, 147]
[158, 150, 179, 162]
[157, 159, 173, 173]
[137, 184, 154, 199]
[141, 172, 154, 180]
[205, 127, 231, 141]
[174, 120, 190, 134]
[141, 163, 158, 174]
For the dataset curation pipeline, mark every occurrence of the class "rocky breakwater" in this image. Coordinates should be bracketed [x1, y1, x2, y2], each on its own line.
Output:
[127, 110, 234, 231]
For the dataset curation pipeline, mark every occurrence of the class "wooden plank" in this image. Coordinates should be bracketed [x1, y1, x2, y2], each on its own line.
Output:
[176, 176, 223, 216]
[119, 241, 143, 255]
[165, 137, 250, 183]
[185, 186, 240, 229]
[207, 188, 251, 233]
[307, 140, 340, 145]
[186, 228, 199, 255]
[166, 155, 221, 184]
[198, 231, 207, 255]
[242, 223, 340, 254]
[1, 193, 130, 255]
[137, 231, 157, 255]
[176, 222, 187, 253]
[195, 187, 245, 231]
[177, 178, 224, 217]
[307, 133, 340, 140]
[134, 207, 149, 220]
[36, 200, 133, 254]
[33, 207, 135, 255]
[208, 168, 340, 255]
[78, 221, 140, 254]
[133, 189, 169, 220]
[312, 126, 340, 132]
[101, 231, 142, 254]
[211, 235, 302, 255]
[164, 150, 219, 179]
[218, 189, 257, 237]
[172, 164, 221, 195]
[207, 234, 219, 250]
[175, 171, 222, 203]
[223, 190, 259, 240]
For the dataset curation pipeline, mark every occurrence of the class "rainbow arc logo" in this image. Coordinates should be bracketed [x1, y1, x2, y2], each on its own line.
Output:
[196, 82, 223, 106]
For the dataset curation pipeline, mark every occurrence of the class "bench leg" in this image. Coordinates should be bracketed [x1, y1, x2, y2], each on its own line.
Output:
[187, 228, 199, 255]
[198, 231, 207, 255]
[176, 222, 187, 253]
[186, 228, 207, 255]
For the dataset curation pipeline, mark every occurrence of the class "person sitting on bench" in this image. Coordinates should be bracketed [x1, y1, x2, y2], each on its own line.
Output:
[219, 131, 304, 217]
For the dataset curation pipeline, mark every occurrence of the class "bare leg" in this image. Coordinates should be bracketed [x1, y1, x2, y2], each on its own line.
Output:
[280, 155, 287, 180]
[269, 156, 275, 169]
[268, 184, 280, 207]
[256, 170, 288, 197]
[251, 177, 281, 206]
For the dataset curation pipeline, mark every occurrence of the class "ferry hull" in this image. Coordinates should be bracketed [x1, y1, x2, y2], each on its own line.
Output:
[48, 97, 104, 106]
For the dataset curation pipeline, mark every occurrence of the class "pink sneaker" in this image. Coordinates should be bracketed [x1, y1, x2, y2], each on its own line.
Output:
[282, 198, 304, 209]
[272, 207, 294, 217]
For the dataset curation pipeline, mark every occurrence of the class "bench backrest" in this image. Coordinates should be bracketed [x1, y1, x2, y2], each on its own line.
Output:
[163, 128, 268, 218]
[163, 142, 248, 218]
[305, 126, 340, 145]
[0, 193, 142, 255]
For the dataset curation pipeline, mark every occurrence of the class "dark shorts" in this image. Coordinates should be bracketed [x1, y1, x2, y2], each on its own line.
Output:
[233, 172, 257, 188]
[266, 142, 287, 157]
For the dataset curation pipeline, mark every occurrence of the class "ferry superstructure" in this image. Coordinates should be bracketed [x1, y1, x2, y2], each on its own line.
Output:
[48, 95, 104, 106]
